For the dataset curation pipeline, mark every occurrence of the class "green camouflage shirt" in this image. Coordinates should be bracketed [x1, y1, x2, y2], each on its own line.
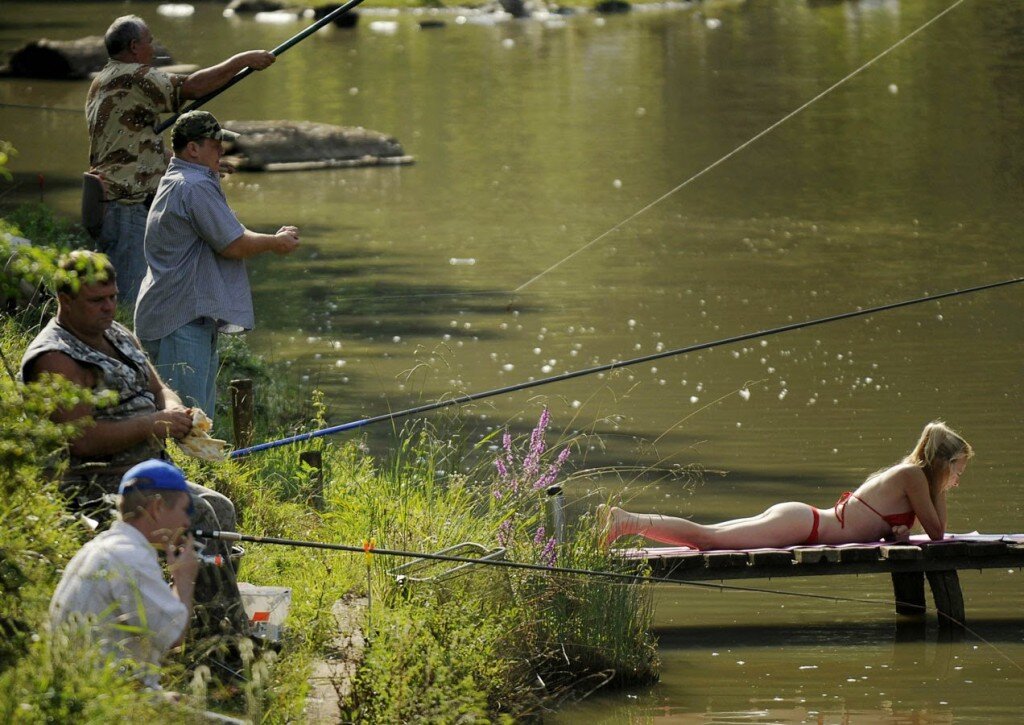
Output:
[86, 61, 185, 204]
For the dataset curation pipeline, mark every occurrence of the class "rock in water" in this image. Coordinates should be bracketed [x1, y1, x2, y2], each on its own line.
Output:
[595, 0, 631, 13]
[312, 4, 361, 27]
[2, 36, 175, 79]
[226, 0, 287, 13]
[222, 121, 414, 171]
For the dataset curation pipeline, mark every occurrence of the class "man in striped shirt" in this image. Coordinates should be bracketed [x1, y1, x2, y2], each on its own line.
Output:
[134, 111, 300, 421]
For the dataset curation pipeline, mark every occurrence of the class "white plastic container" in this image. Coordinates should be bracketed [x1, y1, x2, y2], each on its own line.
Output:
[238, 583, 292, 641]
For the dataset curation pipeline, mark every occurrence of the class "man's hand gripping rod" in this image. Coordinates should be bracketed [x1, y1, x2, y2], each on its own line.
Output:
[155, 0, 367, 134]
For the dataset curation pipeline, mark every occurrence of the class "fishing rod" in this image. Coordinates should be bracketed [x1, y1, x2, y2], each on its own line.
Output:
[513, 0, 968, 292]
[232, 275, 1024, 458]
[193, 528, 900, 606]
[154, 0, 367, 134]
[199, 527, 1024, 670]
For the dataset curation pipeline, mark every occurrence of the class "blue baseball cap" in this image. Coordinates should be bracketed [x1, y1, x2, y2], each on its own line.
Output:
[118, 460, 195, 518]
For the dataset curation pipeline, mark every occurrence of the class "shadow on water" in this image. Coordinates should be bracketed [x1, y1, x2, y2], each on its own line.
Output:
[654, 619, 1024, 649]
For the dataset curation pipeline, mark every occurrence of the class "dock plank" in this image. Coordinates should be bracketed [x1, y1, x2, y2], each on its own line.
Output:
[881, 545, 923, 560]
[626, 535, 1024, 631]
[793, 547, 840, 564]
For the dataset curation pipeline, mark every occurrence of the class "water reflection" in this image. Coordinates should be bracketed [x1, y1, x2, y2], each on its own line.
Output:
[3, 0, 1024, 718]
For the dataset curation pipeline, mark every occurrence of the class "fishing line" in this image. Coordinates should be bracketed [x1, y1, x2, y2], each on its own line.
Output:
[232, 275, 1023, 457]
[0, 102, 81, 114]
[513, 0, 968, 293]
[192, 527, 895, 602]
[197, 527, 1024, 671]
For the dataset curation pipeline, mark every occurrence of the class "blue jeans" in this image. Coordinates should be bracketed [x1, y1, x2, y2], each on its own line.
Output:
[142, 318, 219, 420]
[98, 201, 149, 308]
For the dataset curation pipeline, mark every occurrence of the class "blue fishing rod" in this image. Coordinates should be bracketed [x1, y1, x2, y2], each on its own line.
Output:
[231, 276, 1024, 458]
[154, 0, 367, 134]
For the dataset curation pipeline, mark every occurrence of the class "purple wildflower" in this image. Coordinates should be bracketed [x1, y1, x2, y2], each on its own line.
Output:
[533, 525, 547, 545]
[497, 519, 513, 547]
[533, 445, 571, 489]
[540, 536, 558, 567]
[495, 457, 508, 480]
[524, 408, 550, 477]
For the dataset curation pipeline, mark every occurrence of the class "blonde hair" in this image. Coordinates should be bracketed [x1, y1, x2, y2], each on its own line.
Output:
[904, 421, 973, 494]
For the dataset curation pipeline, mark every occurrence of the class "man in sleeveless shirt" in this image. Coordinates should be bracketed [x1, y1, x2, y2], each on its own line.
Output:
[86, 14, 275, 306]
[20, 251, 247, 636]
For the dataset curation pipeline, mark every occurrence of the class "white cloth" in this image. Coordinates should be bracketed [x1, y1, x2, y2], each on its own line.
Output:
[49, 521, 188, 688]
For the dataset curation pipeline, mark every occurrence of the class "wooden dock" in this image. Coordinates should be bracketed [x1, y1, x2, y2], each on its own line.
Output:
[623, 535, 1024, 629]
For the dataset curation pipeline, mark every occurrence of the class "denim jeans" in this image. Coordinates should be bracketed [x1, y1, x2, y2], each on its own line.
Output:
[98, 201, 149, 307]
[142, 318, 219, 420]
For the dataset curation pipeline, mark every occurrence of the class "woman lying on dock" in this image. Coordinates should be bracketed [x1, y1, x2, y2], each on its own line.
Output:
[599, 421, 972, 550]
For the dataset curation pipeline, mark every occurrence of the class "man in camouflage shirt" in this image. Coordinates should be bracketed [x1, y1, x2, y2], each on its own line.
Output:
[86, 14, 274, 305]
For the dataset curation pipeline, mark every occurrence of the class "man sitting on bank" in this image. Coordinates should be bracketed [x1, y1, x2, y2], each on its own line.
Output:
[50, 460, 199, 690]
[20, 250, 245, 633]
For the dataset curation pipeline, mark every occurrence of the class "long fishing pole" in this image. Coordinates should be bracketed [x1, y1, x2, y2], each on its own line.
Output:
[200, 527, 1024, 670]
[154, 0, 367, 134]
[194, 528, 893, 605]
[512, 0, 968, 293]
[232, 276, 1024, 458]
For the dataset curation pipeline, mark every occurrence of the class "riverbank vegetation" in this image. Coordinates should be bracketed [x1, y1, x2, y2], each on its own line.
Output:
[1, 199, 658, 721]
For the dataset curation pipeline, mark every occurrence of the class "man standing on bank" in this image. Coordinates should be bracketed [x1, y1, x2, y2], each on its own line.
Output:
[135, 110, 300, 421]
[86, 14, 275, 306]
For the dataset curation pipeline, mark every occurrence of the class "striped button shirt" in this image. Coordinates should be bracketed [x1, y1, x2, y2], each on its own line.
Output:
[135, 157, 249, 340]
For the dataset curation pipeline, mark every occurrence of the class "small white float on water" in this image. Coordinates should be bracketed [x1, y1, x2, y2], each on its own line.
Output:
[254, 10, 301, 24]
[157, 4, 196, 18]
[368, 20, 399, 34]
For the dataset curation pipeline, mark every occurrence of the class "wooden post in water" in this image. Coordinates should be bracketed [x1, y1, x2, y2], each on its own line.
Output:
[300, 450, 324, 509]
[230, 378, 254, 450]
[890, 571, 926, 617]
[926, 570, 965, 630]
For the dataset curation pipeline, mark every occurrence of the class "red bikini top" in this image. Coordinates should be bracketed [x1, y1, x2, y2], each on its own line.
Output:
[835, 491, 916, 529]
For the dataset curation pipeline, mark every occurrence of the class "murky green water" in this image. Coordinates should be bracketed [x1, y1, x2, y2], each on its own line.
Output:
[3, 0, 1023, 719]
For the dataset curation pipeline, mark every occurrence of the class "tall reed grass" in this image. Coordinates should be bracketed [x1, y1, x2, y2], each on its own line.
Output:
[2, 207, 659, 721]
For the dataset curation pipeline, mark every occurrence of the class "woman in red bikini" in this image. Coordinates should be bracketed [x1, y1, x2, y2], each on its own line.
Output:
[599, 421, 972, 550]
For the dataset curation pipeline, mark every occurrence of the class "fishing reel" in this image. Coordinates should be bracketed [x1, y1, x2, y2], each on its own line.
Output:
[192, 540, 226, 567]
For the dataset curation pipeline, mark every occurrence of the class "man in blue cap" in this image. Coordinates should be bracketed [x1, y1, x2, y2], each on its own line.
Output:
[50, 459, 200, 689]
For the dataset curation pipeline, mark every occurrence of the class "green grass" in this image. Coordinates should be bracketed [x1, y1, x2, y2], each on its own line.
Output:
[1, 204, 659, 721]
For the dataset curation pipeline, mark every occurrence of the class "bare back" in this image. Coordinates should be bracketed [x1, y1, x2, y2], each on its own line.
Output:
[816, 463, 939, 544]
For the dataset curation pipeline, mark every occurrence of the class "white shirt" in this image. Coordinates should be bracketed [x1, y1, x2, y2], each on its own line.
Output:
[49, 520, 189, 688]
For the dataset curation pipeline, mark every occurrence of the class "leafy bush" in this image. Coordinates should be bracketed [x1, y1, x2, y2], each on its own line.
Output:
[0, 202, 659, 721]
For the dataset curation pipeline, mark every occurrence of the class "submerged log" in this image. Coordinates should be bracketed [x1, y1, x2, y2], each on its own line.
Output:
[1, 36, 176, 80]
[222, 120, 414, 171]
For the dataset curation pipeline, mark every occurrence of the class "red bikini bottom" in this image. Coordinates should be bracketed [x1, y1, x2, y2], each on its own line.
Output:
[804, 507, 821, 545]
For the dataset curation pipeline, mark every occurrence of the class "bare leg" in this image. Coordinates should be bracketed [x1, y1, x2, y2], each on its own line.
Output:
[599, 504, 706, 547]
[599, 502, 816, 550]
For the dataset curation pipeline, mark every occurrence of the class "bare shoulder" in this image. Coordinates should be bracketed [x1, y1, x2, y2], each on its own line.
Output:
[891, 463, 928, 489]
[29, 351, 92, 386]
